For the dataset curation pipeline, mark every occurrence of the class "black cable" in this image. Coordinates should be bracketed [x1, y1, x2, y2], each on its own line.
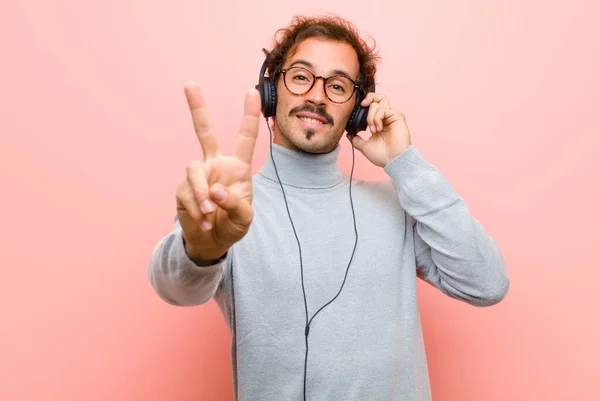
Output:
[266, 118, 358, 401]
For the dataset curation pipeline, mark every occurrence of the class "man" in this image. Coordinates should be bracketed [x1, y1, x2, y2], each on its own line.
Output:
[148, 15, 510, 401]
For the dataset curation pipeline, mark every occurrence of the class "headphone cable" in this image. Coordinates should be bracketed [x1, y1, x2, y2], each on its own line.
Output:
[266, 118, 359, 401]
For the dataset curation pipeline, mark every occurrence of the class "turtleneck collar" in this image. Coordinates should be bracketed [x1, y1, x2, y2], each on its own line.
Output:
[257, 142, 345, 189]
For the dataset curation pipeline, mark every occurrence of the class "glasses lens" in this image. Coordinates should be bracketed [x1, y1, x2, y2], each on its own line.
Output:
[324, 76, 355, 103]
[284, 67, 314, 95]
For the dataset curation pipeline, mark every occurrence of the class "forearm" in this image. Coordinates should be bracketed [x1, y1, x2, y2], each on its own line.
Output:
[385, 146, 509, 306]
[411, 198, 509, 306]
[148, 221, 227, 306]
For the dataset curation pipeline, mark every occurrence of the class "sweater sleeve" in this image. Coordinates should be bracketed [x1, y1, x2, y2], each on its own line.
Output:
[384, 146, 510, 307]
[148, 216, 228, 306]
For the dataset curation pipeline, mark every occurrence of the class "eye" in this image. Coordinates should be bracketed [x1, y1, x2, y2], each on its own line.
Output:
[289, 68, 313, 84]
[329, 84, 346, 93]
[327, 77, 351, 95]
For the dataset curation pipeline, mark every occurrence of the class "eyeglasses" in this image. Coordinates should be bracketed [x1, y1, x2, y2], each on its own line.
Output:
[279, 66, 360, 104]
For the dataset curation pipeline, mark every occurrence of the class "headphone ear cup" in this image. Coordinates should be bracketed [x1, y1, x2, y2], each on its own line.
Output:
[255, 76, 277, 118]
[346, 102, 369, 137]
[264, 77, 277, 118]
[346, 85, 375, 137]
[268, 77, 277, 117]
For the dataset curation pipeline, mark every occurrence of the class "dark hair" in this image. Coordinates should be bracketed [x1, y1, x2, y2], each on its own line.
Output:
[262, 15, 379, 93]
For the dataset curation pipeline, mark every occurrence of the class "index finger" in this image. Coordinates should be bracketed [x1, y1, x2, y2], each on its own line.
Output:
[360, 92, 390, 109]
[234, 88, 262, 164]
[184, 81, 219, 159]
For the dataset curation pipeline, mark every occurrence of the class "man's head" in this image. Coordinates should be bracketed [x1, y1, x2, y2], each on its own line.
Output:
[262, 15, 379, 154]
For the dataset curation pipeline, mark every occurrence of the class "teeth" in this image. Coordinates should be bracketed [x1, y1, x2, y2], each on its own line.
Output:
[299, 116, 325, 124]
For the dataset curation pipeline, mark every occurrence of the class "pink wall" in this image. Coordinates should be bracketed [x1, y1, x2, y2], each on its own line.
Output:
[1, 0, 599, 400]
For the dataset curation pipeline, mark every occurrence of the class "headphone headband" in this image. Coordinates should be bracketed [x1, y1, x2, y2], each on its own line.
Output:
[258, 59, 268, 85]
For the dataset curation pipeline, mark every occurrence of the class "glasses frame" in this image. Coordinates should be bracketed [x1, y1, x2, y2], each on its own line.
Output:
[279, 67, 360, 104]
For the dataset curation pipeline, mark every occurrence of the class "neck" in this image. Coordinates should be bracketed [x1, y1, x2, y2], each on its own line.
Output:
[258, 141, 344, 189]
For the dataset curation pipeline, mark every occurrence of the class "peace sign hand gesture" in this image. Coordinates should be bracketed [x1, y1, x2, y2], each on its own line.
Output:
[176, 82, 262, 265]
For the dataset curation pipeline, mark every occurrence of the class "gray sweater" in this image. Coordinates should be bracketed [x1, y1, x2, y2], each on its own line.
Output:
[148, 143, 509, 401]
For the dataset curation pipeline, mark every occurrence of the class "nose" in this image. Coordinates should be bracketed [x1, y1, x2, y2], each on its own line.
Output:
[305, 77, 327, 106]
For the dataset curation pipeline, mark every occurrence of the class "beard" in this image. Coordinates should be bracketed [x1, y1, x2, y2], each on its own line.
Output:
[274, 103, 343, 154]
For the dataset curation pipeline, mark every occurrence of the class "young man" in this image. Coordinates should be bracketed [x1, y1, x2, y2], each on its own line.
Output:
[148, 15, 509, 401]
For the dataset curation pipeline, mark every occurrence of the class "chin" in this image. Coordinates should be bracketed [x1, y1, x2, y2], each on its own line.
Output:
[290, 133, 340, 154]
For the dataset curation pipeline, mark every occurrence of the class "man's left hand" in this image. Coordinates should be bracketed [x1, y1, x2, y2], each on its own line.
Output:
[346, 92, 412, 167]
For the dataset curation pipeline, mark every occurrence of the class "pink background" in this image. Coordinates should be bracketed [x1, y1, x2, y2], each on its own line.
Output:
[1, 0, 599, 400]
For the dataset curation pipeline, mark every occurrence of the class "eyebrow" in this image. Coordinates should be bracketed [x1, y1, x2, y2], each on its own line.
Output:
[288, 59, 355, 81]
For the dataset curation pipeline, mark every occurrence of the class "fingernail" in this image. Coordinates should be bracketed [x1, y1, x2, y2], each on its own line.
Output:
[200, 220, 212, 231]
[201, 200, 216, 214]
[213, 188, 227, 202]
[369, 124, 375, 132]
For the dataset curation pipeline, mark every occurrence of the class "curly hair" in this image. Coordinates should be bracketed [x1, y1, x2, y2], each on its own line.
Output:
[262, 15, 380, 93]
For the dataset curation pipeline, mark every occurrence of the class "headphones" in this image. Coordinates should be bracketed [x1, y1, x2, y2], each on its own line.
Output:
[255, 58, 374, 137]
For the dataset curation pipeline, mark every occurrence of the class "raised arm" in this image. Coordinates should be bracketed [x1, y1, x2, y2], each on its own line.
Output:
[349, 91, 509, 306]
[385, 146, 509, 307]
[148, 82, 261, 306]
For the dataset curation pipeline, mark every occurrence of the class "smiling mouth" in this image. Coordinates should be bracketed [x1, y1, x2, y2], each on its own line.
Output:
[297, 116, 327, 125]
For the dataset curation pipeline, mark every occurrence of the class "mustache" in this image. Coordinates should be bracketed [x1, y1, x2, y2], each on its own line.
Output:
[289, 104, 334, 125]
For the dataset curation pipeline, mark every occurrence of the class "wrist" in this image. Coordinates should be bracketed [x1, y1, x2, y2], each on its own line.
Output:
[384, 144, 412, 167]
[182, 237, 228, 266]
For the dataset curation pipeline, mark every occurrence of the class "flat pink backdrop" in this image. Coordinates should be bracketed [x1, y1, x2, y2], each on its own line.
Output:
[1, 1, 598, 400]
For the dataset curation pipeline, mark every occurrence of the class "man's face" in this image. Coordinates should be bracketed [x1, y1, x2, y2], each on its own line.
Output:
[273, 38, 360, 154]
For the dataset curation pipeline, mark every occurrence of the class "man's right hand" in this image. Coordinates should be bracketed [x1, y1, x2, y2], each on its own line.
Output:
[176, 82, 262, 265]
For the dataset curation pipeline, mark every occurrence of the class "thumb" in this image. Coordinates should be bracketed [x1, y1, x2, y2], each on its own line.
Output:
[347, 133, 367, 153]
[209, 183, 253, 227]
